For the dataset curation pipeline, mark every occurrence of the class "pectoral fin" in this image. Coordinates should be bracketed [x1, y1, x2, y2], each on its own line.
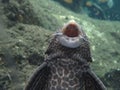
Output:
[83, 70, 106, 90]
[24, 62, 51, 90]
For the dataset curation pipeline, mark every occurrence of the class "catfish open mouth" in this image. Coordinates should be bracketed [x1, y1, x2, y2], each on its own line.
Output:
[61, 20, 83, 38]
[62, 23, 80, 37]
[54, 20, 84, 48]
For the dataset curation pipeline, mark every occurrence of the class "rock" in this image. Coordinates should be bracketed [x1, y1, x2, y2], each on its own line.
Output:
[0, 71, 11, 90]
[103, 69, 120, 90]
[1, 0, 61, 30]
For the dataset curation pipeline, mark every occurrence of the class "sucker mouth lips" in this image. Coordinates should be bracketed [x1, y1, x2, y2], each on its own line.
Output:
[55, 20, 83, 38]
[54, 20, 84, 48]
[63, 23, 80, 37]
[61, 20, 83, 38]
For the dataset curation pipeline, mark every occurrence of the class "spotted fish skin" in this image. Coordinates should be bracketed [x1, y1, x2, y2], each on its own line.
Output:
[44, 34, 105, 90]
[45, 33, 92, 63]
[45, 58, 86, 90]
[24, 21, 106, 90]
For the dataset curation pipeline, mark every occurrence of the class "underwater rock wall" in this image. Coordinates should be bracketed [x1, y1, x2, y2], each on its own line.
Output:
[1, 0, 61, 30]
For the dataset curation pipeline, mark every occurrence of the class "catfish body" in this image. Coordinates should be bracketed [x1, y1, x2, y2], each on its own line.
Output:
[24, 20, 106, 90]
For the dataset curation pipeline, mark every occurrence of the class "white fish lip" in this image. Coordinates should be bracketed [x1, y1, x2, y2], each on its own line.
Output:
[54, 32, 82, 48]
